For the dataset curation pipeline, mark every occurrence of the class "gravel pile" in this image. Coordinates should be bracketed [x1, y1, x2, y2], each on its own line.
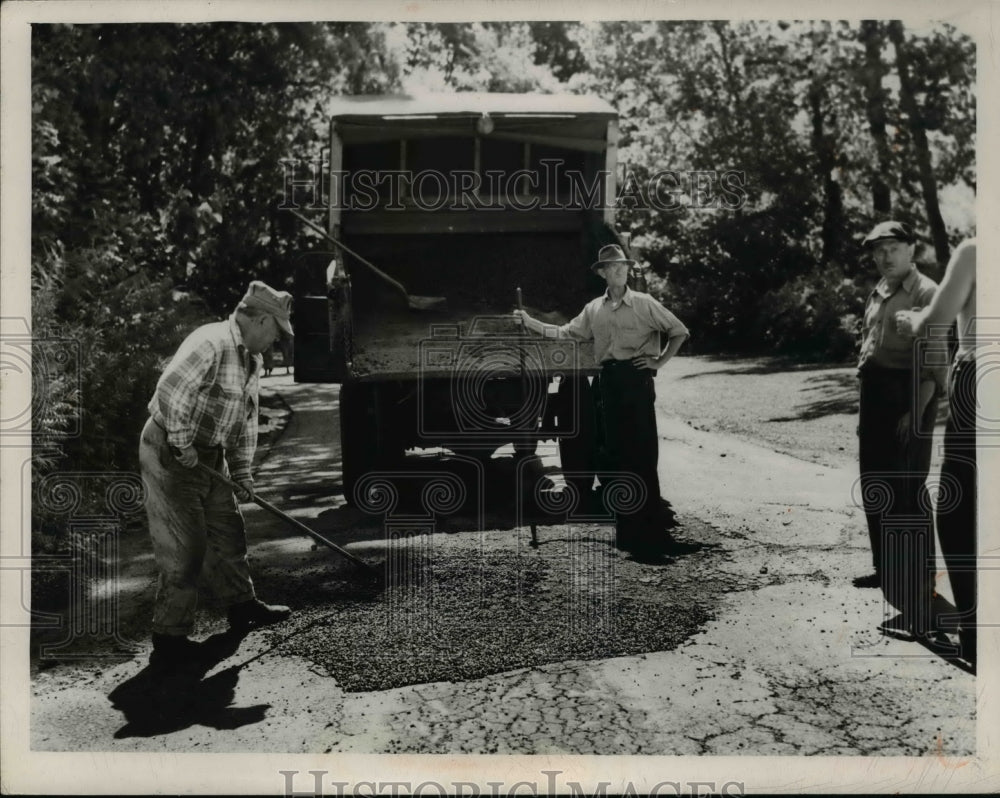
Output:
[269, 520, 732, 693]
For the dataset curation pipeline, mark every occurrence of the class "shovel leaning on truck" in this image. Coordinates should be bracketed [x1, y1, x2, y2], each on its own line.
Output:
[193, 461, 380, 580]
[287, 209, 447, 311]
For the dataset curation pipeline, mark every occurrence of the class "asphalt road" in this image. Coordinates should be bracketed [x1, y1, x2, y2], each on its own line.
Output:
[28, 366, 980, 780]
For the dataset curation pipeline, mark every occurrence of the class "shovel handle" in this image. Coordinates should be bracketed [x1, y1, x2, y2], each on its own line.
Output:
[193, 462, 376, 575]
[287, 209, 410, 301]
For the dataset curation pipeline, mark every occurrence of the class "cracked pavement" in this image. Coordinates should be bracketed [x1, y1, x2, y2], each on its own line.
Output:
[28, 370, 979, 768]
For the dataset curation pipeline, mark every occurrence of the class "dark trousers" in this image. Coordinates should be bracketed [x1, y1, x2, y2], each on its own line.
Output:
[937, 352, 977, 654]
[597, 361, 662, 544]
[858, 366, 937, 630]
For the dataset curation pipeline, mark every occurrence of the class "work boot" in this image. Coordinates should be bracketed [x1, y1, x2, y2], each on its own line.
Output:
[227, 598, 291, 631]
[149, 633, 207, 668]
[852, 573, 881, 589]
[959, 628, 977, 670]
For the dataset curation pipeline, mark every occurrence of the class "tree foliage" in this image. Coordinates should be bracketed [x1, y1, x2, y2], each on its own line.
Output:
[31, 22, 401, 491]
[31, 19, 975, 491]
[565, 19, 974, 353]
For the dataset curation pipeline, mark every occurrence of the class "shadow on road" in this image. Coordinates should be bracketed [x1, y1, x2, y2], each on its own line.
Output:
[675, 354, 852, 378]
[107, 612, 356, 738]
[875, 594, 977, 676]
[108, 629, 262, 739]
[766, 371, 859, 422]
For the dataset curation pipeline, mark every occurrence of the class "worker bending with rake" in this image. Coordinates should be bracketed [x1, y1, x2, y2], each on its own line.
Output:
[514, 244, 696, 561]
[139, 281, 294, 666]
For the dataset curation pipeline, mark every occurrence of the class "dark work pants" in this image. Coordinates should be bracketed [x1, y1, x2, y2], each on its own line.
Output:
[597, 361, 662, 545]
[858, 366, 937, 631]
[937, 353, 977, 655]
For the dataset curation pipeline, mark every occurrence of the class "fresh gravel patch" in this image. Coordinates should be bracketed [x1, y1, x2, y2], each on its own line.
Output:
[269, 519, 732, 692]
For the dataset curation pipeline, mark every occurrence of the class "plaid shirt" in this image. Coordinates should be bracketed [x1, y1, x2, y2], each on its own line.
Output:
[148, 315, 261, 483]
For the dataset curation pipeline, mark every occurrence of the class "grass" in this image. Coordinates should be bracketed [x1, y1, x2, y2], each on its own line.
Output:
[664, 355, 948, 470]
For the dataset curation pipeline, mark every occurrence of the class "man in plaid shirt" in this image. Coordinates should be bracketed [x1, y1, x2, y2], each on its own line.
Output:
[139, 281, 294, 665]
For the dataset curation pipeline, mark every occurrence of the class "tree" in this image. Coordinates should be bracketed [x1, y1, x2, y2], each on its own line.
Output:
[398, 22, 561, 92]
[859, 21, 894, 215]
[573, 19, 973, 355]
[31, 22, 402, 480]
[887, 20, 950, 266]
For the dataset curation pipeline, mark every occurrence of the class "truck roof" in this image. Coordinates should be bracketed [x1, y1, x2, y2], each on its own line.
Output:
[327, 92, 618, 120]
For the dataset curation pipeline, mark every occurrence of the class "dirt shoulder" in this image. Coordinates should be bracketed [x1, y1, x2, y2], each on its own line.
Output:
[665, 355, 947, 471]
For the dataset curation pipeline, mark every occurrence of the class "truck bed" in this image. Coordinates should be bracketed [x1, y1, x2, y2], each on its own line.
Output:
[351, 305, 598, 379]
[342, 230, 604, 380]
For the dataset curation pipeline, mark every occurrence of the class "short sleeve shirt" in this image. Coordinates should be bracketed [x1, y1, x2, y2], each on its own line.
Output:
[858, 267, 945, 391]
[558, 287, 689, 363]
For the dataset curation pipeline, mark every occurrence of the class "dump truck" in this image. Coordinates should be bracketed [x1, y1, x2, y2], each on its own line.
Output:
[291, 93, 640, 504]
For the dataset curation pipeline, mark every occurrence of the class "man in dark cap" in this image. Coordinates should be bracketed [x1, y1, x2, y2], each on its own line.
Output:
[855, 222, 945, 640]
[139, 281, 295, 666]
[514, 244, 694, 560]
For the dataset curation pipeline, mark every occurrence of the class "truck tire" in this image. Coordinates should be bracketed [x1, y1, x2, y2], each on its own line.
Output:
[339, 381, 409, 506]
[338, 381, 376, 505]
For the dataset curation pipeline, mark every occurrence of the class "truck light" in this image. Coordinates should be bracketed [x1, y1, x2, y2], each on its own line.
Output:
[476, 112, 494, 135]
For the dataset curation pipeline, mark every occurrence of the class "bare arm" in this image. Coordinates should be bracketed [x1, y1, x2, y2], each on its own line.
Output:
[896, 241, 975, 334]
[513, 307, 589, 340]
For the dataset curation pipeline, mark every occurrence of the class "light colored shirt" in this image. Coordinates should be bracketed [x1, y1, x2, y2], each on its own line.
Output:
[858, 267, 945, 391]
[557, 287, 689, 363]
[148, 315, 261, 483]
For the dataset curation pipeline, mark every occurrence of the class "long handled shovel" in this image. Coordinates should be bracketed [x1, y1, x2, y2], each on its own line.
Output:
[195, 462, 379, 578]
[287, 209, 446, 311]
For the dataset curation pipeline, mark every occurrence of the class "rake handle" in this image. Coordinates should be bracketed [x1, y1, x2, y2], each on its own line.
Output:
[194, 462, 376, 575]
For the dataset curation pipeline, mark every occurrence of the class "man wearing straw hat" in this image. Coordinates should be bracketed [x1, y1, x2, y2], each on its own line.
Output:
[139, 280, 295, 666]
[514, 243, 695, 560]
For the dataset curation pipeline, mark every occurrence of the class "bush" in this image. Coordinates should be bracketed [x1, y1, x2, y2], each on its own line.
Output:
[31, 268, 213, 611]
[754, 271, 864, 361]
[32, 267, 211, 545]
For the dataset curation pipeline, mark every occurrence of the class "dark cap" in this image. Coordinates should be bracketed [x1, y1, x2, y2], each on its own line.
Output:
[862, 221, 915, 248]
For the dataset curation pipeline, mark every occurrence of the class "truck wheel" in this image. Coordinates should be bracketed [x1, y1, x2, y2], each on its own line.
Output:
[339, 382, 377, 505]
[556, 376, 598, 513]
[340, 382, 409, 505]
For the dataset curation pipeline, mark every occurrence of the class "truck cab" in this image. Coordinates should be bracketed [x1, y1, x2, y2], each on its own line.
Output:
[292, 93, 631, 503]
